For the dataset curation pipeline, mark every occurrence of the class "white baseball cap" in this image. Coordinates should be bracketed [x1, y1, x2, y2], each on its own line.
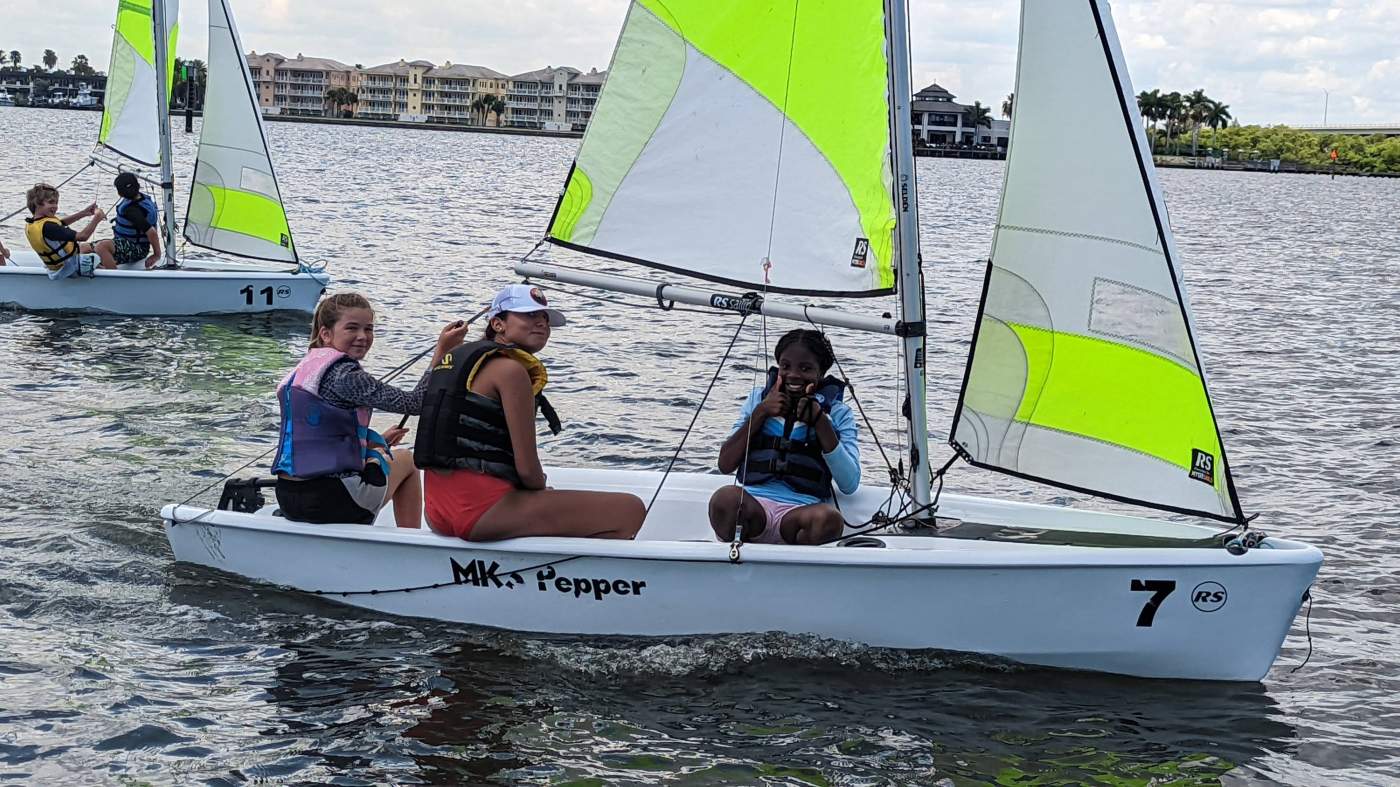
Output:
[488, 283, 566, 326]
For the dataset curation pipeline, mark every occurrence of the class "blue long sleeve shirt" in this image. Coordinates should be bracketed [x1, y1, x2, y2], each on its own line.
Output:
[729, 388, 861, 506]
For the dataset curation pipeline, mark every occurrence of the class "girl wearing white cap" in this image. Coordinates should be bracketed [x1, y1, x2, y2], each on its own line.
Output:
[414, 284, 645, 541]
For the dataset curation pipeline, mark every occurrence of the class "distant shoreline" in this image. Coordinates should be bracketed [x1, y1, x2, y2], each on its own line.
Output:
[258, 112, 584, 139]
[0, 104, 584, 140]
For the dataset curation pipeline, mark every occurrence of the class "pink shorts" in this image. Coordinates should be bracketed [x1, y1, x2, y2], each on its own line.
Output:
[750, 496, 803, 544]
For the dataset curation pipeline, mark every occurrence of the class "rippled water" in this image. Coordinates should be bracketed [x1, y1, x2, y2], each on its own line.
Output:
[2, 106, 1398, 784]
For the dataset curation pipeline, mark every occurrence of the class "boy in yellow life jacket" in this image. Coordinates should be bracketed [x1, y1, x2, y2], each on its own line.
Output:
[23, 182, 116, 279]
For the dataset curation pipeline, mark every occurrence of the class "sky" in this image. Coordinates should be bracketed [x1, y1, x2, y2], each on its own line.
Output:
[2, 0, 1395, 126]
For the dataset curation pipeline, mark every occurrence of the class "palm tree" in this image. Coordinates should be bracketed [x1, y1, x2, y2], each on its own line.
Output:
[324, 87, 358, 117]
[42, 49, 57, 71]
[470, 95, 488, 125]
[1159, 91, 1184, 154]
[1201, 100, 1232, 152]
[8, 51, 20, 70]
[487, 95, 506, 126]
[70, 54, 95, 76]
[1136, 89, 1163, 150]
[1001, 92, 1014, 119]
[1184, 89, 1211, 157]
[0, 52, 8, 68]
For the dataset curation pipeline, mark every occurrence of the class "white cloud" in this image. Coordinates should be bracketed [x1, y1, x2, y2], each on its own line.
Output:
[1, 0, 1394, 124]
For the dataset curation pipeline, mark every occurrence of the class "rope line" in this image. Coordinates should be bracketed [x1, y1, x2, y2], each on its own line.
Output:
[1, 161, 95, 224]
[644, 314, 751, 514]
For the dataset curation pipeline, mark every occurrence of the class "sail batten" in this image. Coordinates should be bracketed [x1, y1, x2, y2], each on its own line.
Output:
[545, 0, 896, 296]
[98, 0, 179, 166]
[182, 0, 297, 264]
[950, 0, 1244, 523]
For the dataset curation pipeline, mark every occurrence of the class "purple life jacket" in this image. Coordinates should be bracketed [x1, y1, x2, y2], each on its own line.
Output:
[271, 348, 373, 478]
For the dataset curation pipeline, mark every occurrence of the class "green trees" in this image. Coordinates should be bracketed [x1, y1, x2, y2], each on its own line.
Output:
[324, 87, 358, 117]
[42, 49, 57, 71]
[9, 51, 21, 69]
[968, 101, 993, 133]
[172, 57, 207, 107]
[1203, 125, 1398, 172]
[473, 95, 506, 126]
[70, 54, 95, 76]
[1001, 92, 1014, 119]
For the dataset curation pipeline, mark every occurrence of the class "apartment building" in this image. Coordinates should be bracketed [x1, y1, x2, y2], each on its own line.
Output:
[421, 62, 509, 126]
[910, 82, 1010, 148]
[504, 66, 607, 131]
[247, 51, 355, 117]
[354, 59, 433, 120]
[566, 69, 605, 131]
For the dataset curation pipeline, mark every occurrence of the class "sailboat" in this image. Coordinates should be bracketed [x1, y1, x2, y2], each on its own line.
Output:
[161, 0, 1321, 680]
[0, 0, 328, 315]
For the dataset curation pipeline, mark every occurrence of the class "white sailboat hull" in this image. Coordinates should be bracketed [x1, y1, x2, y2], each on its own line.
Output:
[0, 251, 326, 315]
[161, 468, 1320, 681]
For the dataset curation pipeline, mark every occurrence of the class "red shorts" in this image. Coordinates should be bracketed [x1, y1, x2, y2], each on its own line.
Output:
[424, 468, 514, 540]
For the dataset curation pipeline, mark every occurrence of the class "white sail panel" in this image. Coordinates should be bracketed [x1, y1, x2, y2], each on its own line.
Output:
[98, 0, 179, 166]
[547, 0, 896, 296]
[183, 0, 297, 263]
[950, 0, 1243, 522]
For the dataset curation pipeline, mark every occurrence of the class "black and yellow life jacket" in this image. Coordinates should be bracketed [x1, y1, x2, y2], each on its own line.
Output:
[413, 340, 561, 485]
[25, 216, 79, 270]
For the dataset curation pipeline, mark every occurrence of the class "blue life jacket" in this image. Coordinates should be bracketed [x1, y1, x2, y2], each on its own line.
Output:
[113, 195, 158, 239]
[271, 348, 373, 479]
[736, 367, 846, 500]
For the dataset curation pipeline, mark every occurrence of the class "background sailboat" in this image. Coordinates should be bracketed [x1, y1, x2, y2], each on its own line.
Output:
[163, 0, 1320, 680]
[0, 0, 326, 315]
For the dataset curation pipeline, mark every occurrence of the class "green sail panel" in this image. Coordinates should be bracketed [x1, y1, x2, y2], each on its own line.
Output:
[183, 0, 297, 263]
[98, 0, 179, 166]
[547, 0, 896, 296]
[950, 0, 1244, 522]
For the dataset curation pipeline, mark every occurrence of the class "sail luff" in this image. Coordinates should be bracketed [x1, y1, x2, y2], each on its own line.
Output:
[948, 0, 1244, 523]
[884, 0, 932, 508]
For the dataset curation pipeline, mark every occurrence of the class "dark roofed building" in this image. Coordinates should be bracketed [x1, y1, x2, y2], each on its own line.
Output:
[910, 82, 1010, 149]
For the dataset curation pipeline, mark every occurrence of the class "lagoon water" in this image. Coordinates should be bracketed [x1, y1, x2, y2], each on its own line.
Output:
[1, 106, 1397, 784]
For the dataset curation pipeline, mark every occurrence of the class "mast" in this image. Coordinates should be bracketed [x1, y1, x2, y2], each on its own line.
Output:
[151, 0, 179, 268]
[885, 0, 932, 509]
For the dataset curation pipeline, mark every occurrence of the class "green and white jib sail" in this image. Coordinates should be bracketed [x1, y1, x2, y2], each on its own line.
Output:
[546, 0, 896, 296]
[98, 0, 179, 166]
[183, 0, 297, 263]
[950, 0, 1244, 522]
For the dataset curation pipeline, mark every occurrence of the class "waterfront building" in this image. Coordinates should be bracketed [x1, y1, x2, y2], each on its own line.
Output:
[566, 69, 605, 131]
[246, 52, 356, 117]
[421, 62, 510, 126]
[353, 59, 433, 120]
[0, 68, 106, 108]
[910, 82, 1010, 148]
[506, 66, 606, 131]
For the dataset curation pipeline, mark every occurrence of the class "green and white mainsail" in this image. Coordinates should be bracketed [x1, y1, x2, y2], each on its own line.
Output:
[98, 0, 180, 166]
[183, 0, 297, 263]
[950, 0, 1244, 522]
[545, 0, 897, 296]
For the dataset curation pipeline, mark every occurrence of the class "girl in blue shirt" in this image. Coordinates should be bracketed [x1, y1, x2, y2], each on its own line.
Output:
[709, 329, 860, 545]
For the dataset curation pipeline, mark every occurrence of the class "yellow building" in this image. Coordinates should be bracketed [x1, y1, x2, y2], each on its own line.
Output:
[354, 59, 433, 120]
[246, 51, 355, 117]
[421, 62, 509, 126]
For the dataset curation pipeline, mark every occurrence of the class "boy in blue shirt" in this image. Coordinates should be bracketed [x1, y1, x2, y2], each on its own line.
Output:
[709, 329, 860, 545]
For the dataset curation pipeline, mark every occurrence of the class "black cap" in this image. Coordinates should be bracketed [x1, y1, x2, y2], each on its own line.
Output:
[113, 172, 141, 199]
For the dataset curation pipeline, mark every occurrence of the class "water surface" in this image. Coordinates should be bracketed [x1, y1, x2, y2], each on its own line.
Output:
[2, 106, 1398, 784]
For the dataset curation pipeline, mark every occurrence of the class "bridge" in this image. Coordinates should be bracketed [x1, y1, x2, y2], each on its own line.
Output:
[1293, 123, 1400, 137]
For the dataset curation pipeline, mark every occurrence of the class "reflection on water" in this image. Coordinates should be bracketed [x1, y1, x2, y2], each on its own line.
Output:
[2, 107, 1398, 783]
